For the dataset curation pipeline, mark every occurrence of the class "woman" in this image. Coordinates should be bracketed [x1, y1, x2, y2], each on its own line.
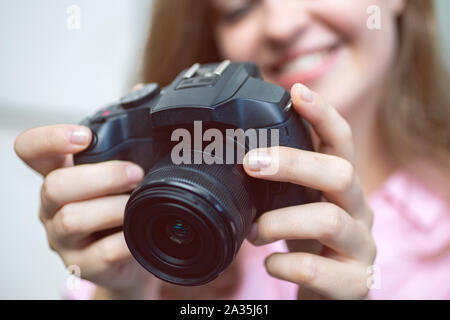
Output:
[14, 0, 450, 299]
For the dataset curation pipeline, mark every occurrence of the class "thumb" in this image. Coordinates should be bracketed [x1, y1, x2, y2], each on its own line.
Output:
[14, 124, 92, 176]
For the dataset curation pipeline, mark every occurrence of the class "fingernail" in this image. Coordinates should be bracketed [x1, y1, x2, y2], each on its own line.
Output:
[247, 223, 258, 242]
[246, 150, 272, 171]
[126, 164, 144, 183]
[296, 83, 315, 103]
[68, 127, 90, 145]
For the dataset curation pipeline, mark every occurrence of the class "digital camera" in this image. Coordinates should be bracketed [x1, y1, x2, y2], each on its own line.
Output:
[74, 61, 321, 286]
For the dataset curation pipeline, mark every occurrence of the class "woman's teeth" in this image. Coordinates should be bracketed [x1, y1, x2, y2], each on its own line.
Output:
[279, 50, 329, 74]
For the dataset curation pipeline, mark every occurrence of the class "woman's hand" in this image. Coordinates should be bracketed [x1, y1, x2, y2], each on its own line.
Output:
[243, 83, 376, 300]
[14, 88, 159, 299]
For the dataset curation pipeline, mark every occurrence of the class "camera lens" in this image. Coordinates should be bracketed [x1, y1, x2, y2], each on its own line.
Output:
[166, 218, 194, 245]
[124, 156, 254, 286]
[151, 214, 199, 260]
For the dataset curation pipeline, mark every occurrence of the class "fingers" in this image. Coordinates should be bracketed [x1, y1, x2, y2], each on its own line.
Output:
[244, 147, 369, 218]
[60, 231, 133, 283]
[49, 195, 129, 245]
[265, 252, 370, 299]
[248, 203, 376, 263]
[40, 161, 144, 216]
[14, 124, 92, 176]
[291, 83, 354, 162]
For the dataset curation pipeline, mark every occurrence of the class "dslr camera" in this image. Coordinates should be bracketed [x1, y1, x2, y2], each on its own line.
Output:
[74, 61, 320, 286]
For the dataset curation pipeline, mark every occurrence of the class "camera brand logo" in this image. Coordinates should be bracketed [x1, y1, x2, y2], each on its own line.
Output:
[170, 121, 280, 175]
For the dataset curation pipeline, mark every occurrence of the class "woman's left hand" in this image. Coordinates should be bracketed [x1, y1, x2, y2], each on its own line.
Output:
[243, 83, 376, 300]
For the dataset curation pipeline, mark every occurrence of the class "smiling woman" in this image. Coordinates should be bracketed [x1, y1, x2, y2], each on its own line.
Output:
[136, 0, 450, 300]
[142, 0, 450, 181]
[12, 0, 450, 300]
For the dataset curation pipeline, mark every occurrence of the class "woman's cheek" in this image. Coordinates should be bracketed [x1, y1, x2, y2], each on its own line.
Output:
[310, 0, 392, 39]
[311, 1, 398, 73]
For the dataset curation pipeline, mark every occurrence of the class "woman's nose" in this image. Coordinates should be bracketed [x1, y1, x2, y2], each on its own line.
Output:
[262, 0, 310, 47]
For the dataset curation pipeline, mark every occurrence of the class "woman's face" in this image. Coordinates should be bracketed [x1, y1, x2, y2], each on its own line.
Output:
[212, 0, 404, 115]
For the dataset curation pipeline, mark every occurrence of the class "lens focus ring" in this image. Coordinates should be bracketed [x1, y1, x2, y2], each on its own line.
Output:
[124, 159, 255, 286]
[145, 162, 254, 243]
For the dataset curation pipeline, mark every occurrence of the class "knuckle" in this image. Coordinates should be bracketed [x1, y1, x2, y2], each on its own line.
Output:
[58, 205, 81, 236]
[46, 236, 58, 253]
[284, 149, 300, 177]
[38, 212, 45, 224]
[356, 284, 370, 299]
[370, 247, 377, 265]
[367, 235, 377, 263]
[41, 224, 58, 253]
[320, 205, 344, 240]
[104, 161, 130, 187]
[339, 122, 353, 143]
[41, 172, 62, 205]
[357, 222, 377, 263]
[333, 159, 355, 192]
[356, 222, 377, 263]
[366, 207, 375, 229]
[355, 268, 371, 299]
[38, 207, 46, 224]
[258, 213, 277, 241]
[99, 239, 122, 265]
[293, 254, 316, 284]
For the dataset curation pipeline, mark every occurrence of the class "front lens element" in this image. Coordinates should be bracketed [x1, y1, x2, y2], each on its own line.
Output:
[166, 218, 194, 245]
[150, 213, 200, 260]
[124, 160, 254, 286]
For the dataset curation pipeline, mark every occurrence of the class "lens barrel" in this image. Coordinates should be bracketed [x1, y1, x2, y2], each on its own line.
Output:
[124, 157, 254, 286]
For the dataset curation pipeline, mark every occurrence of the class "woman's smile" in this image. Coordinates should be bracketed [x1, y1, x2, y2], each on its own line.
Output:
[265, 41, 345, 88]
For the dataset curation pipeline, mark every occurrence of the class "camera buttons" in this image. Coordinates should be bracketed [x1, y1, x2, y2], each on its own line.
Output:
[90, 115, 106, 124]
[120, 83, 160, 109]
[282, 100, 293, 113]
[85, 131, 98, 151]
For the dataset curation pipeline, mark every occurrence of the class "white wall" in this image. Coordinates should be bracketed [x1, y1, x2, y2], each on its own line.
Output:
[0, 0, 449, 299]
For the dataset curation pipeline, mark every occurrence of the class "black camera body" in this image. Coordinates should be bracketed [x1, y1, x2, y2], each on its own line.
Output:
[74, 61, 320, 286]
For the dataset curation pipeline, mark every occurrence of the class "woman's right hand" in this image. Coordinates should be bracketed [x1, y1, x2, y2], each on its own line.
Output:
[14, 124, 160, 299]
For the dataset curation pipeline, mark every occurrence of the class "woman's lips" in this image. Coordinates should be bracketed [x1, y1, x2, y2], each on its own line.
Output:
[267, 43, 342, 88]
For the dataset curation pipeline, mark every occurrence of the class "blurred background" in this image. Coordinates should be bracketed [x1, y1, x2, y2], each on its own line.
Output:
[0, 0, 449, 299]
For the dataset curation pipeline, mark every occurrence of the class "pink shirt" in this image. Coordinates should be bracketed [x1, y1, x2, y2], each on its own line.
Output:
[64, 169, 450, 299]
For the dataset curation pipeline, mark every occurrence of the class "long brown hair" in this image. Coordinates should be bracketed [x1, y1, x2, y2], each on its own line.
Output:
[141, 0, 219, 86]
[141, 0, 450, 187]
[379, 1, 450, 187]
